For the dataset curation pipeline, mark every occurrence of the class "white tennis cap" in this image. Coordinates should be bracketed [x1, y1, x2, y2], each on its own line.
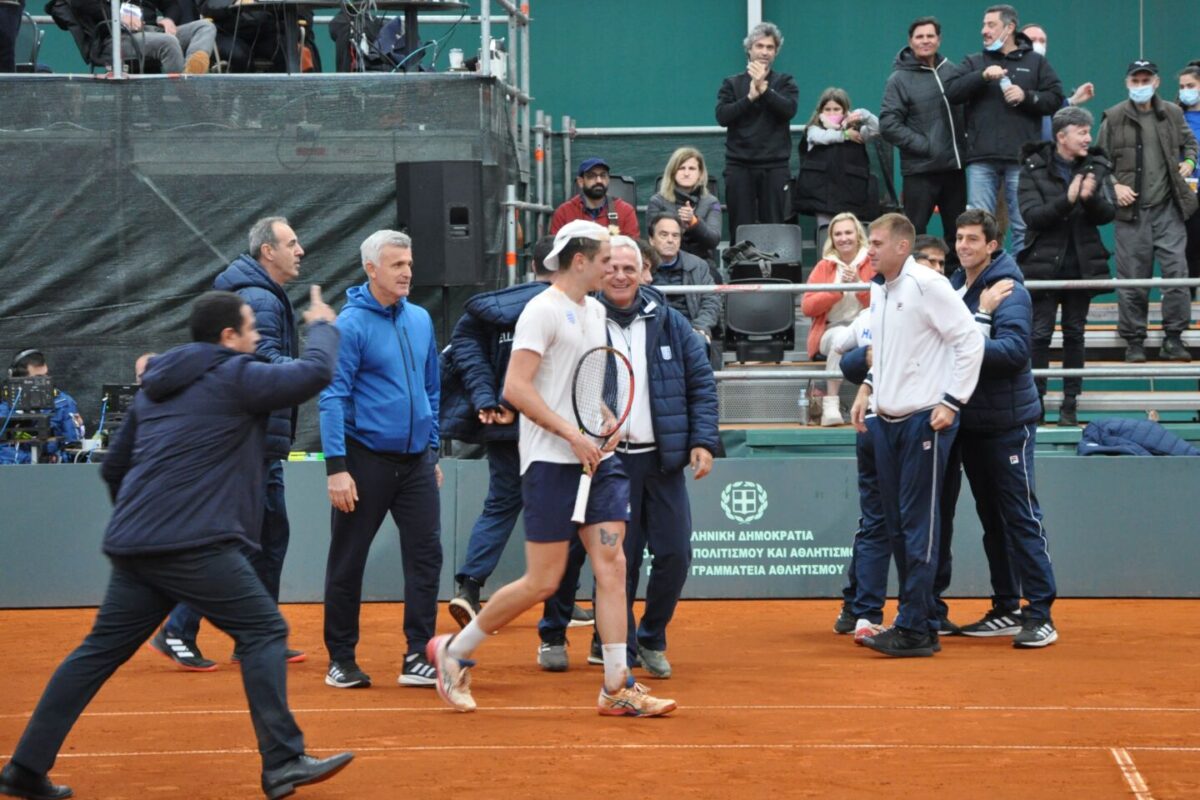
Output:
[543, 220, 610, 271]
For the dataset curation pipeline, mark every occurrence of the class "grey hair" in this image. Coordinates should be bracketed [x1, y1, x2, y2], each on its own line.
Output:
[743, 22, 783, 53]
[1052, 105, 1093, 138]
[360, 229, 413, 268]
[986, 4, 1019, 30]
[610, 235, 643, 267]
[248, 216, 288, 260]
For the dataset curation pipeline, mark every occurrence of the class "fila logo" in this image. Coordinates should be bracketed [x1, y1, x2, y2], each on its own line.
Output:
[896, 302, 905, 310]
[1010, 455, 1020, 464]
[922, 441, 932, 451]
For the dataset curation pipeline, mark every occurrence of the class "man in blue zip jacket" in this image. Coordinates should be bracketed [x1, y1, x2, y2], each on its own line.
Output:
[319, 229, 443, 690]
[151, 216, 308, 670]
[0, 350, 83, 465]
[537, 236, 720, 677]
[0, 289, 354, 800]
[946, 209, 1058, 647]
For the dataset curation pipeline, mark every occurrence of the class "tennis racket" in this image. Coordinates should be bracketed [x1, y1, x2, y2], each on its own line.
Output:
[569, 346, 635, 524]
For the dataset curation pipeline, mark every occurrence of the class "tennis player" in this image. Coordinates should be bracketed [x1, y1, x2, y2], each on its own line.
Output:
[427, 220, 675, 716]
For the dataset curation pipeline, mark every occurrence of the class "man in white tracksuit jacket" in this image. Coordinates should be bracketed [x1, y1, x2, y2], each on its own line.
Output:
[850, 213, 983, 658]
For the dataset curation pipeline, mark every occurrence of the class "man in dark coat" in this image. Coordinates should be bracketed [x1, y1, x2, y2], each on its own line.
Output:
[536, 236, 719, 677]
[0, 290, 353, 800]
[151, 216, 309, 669]
[946, 209, 1059, 648]
[943, 4, 1064, 255]
[880, 16, 968, 271]
[715, 21, 798, 237]
[1018, 106, 1117, 424]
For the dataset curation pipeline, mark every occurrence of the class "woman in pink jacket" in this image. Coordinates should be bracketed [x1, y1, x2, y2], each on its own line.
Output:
[800, 212, 875, 425]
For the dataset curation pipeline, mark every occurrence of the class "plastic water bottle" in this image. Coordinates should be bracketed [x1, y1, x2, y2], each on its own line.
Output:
[797, 387, 809, 426]
[999, 76, 1013, 90]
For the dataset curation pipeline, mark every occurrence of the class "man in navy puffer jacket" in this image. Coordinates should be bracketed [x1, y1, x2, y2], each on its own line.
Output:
[0, 290, 355, 800]
[440, 237, 558, 627]
[945, 209, 1058, 648]
[318, 230, 442, 690]
[153, 216, 308, 670]
[537, 237, 719, 677]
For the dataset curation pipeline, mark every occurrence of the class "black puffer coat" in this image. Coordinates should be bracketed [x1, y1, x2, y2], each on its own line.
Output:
[1016, 141, 1116, 282]
[879, 47, 967, 175]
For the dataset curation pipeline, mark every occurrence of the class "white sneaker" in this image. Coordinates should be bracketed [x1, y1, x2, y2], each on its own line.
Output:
[426, 634, 476, 712]
[820, 395, 844, 426]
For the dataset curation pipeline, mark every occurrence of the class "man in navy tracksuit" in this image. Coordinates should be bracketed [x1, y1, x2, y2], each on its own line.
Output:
[441, 237, 552, 626]
[537, 237, 720, 676]
[850, 214, 983, 658]
[152, 216, 308, 670]
[319, 230, 442, 690]
[0, 290, 353, 800]
[945, 209, 1058, 647]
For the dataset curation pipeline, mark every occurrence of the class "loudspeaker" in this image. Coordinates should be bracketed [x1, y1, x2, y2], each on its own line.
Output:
[395, 161, 486, 286]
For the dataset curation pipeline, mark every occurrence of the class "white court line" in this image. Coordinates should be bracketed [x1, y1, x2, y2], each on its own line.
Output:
[1111, 747, 1155, 800]
[2, 742, 1198, 761]
[2, 703, 1197, 720]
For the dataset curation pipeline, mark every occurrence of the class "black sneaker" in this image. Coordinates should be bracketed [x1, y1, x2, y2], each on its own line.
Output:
[931, 631, 942, 653]
[937, 617, 962, 637]
[959, 607, 1023, 637]
[1013, 617, 1058, 648]
[0, 762, 72, 800]
[568, 604, 595, 628]
[862, 626, 935, 658]
[325, 660, 371, 689]
[1161, 336, 1193, 362]
[448, 578, 482, 629]
[1125, 343, 1146, 363]
[147, 628, 218, 672]
[231, 648, 306, 665]
[833, 606, 856, 635]
[398, 652, 437, 686]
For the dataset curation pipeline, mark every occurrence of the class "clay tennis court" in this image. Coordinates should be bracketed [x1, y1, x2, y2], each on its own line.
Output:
[2, 599, 1197, 798]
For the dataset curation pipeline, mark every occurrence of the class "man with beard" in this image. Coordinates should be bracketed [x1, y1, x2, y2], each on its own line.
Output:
[550, 158, 640, 238]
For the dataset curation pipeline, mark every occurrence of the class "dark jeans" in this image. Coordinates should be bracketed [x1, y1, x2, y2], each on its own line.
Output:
[323, 440, 442, 662]
[1186, 205, 1200, 292]
[1031, 290, 1091, 401]
[724, 164, 790, 238]
[165, 459, 289, 641]
[10, 543, 304, 775]
[0, 0, 24, 73]
[903, 169, 967, 271]
[455, 440, 523, 586]
[842, 421, 895, 624]
[216, 24, 285, 72]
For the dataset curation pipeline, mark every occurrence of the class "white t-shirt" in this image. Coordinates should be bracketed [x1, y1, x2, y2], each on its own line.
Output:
[511, 285, 608, 473]
[607, 317, 654, 446]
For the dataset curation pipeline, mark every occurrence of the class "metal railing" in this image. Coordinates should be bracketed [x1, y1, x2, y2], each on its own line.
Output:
[656, 278, 1200, 294]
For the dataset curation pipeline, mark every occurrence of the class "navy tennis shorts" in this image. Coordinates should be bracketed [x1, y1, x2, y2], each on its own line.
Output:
[521, 456, 630, 542]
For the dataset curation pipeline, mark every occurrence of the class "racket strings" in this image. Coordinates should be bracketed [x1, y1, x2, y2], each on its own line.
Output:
[573, 351, 631, 437]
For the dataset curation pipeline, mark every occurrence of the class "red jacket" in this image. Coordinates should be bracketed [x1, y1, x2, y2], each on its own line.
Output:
[550, 195, 640, 238]
[800, 256, 874, 359]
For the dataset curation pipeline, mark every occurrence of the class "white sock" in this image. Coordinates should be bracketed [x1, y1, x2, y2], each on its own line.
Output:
[601, 643, 627, 691]
[855, 618, 874, 632]
[448, 620, 487, 661]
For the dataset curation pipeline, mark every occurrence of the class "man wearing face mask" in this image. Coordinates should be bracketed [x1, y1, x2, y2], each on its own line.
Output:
[1179, 63, 1200, 298]
[1018, 23, 1096, 142]
[1097, 60, 1199, 363]
[944, 4, 1064, 256]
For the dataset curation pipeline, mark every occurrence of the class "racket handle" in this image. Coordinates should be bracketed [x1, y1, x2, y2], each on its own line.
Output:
[570, 471, 593, 525]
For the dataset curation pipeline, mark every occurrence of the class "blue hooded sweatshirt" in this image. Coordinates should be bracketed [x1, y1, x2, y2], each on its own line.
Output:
[319, 282, 439, 473]
[213, 254, 298, 460]
[101, 323, 338, 556]
[950, 249, 1041, 430]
